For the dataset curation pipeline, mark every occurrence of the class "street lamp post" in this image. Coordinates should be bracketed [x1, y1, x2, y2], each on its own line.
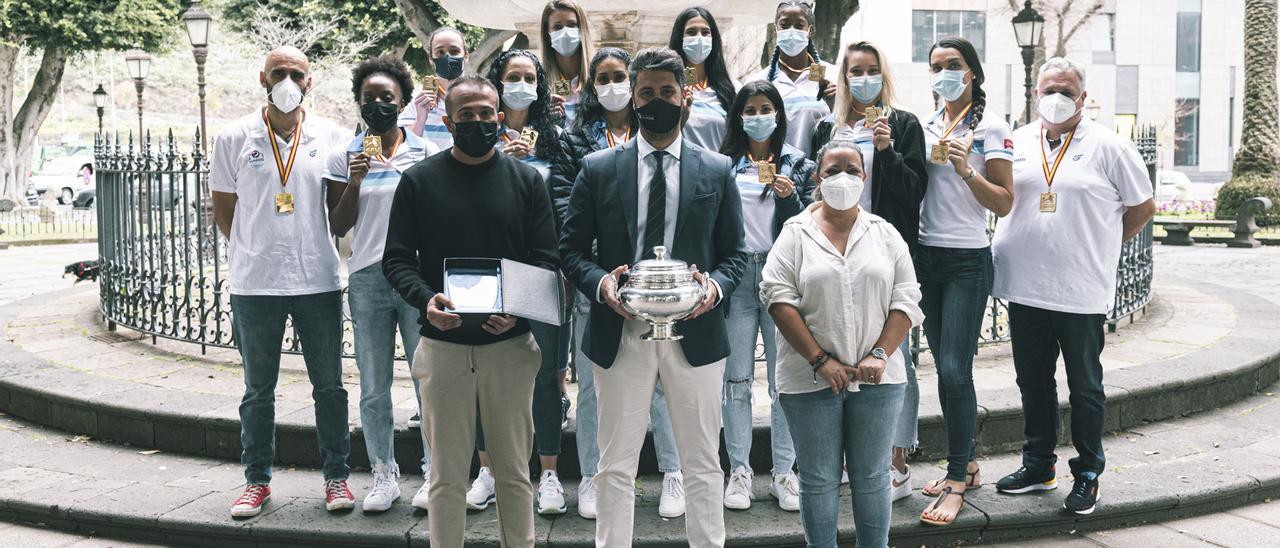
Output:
[124, 48, 152, 140]
[1086, 98, 1102, 121]
[1011, 1, 1045, 125]
[92, 84, 108, 136]
[182, 0, 213, 153]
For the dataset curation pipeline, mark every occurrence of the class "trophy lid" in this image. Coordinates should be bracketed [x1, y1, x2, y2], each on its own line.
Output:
[632, 246, 688, 272]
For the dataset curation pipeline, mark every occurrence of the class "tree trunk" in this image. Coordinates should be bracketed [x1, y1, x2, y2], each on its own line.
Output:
[472, 29, 519, 77]
[392, 0, 443, 51]
[9, 46, 72, 203]
[812, 0, 859, 62]
[0, 41, 21, 203]
[1232, 0, 1280, 179]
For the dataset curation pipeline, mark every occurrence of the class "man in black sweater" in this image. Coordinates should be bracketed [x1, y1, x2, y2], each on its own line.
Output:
[382, 75, 558, 548]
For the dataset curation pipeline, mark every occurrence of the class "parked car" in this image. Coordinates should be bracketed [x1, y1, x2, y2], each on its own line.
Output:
[72, 188, 95, 209]
[27, 155, 95, 204]
[74, 181, 200, 211]
[1155, 170, 1223, 206]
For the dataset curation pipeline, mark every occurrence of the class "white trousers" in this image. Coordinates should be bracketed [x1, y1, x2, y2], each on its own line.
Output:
[594, 319, 726, 548]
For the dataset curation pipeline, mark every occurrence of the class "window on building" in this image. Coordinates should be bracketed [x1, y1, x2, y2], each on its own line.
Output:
[1092, 13, 1116, 64]
[1175, 12, 1201, 72]
[1174, 98, 1200, 166]
[913, 10, 986, 63]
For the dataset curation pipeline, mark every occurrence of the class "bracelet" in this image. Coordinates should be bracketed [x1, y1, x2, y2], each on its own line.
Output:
[809, 350, 830, 371]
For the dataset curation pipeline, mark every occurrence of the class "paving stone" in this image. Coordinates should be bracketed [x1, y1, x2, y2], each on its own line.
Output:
[1162, 511, 1280, 546]
[1086, 523, 1219, 547]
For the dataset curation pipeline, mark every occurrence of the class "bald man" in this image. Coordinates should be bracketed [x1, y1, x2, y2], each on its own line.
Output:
[210, 47, 356, 518]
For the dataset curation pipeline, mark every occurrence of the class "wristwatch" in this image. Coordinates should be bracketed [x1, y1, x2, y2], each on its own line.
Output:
[870, 347, 888, 361]
[961, 168, 978, 183]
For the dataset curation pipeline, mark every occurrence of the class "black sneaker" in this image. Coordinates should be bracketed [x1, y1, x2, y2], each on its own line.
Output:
[1063, 475, 1101, 515]
[560, 395, 571, 431]
[996, 466, 1058, 494]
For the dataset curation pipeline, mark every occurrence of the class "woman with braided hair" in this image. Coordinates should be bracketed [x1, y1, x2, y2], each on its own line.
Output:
[745, 1, 837, 159]
[915, 36, 1015, 527]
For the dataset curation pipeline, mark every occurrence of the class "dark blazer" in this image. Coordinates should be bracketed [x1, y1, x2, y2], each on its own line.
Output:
[811, 108, 929, 250]
[560, 138, 747, 368]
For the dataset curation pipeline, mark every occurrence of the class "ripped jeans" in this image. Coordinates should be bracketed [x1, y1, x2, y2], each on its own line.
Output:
[723, 253, 795, 476]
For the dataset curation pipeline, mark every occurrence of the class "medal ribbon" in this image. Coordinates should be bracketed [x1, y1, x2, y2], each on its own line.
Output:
[1039, 127, 1078, 190]
[605, 126, 631, 148]
[938, 103, 973, 141]
[376, 131, 403, 163]
[263, 109, 303, 191]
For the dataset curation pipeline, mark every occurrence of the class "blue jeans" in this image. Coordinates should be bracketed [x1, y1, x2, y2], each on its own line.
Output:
[231, 291, 350, 484]
[915, 245, 993, 482]
[724, 253, 795, 475]
[572, 291, 681, 476]
[348, 264, 429, 476]
[894, 337, 918, 451]
[780, 384, 904, 548]
[476, 318, 571, 457]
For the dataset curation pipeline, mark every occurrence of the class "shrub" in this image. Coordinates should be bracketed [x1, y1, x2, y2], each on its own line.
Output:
[1215, 173, 1280, 225]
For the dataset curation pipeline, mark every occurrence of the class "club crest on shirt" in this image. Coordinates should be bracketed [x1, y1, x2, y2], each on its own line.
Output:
[1004, 138, 1014, 150]
[1073, 154, 1084, 161]
[247, 149, 266, 170]
[310, 149, 318, 157]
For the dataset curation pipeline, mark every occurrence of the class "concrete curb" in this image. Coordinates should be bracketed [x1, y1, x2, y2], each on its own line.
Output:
[2, 278, 1279, 477]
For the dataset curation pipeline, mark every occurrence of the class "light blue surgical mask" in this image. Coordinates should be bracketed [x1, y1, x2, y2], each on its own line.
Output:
[931, 69, 969, 102]
[501, 81, 537, 111]
[549, 27, 581, 57]
[847, 74, 883, 104]
[776, 28, 810, 57]
[742, 114, 777, 142]
[682, 36, 713, 65]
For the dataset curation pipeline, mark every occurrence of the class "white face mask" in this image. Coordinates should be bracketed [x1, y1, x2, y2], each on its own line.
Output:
[776, 28, 810, 57]
[819, 172, 864, 211]
[502, 81, 538, 111]
[268, 78, 304, 113]
[682, 36, 713, 65]
[595, 82, 632, 112]
[549, 27, 581, 57]
[1038, 92, 1081, 125]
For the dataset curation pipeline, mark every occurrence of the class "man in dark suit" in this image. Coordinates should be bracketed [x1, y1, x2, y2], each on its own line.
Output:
[560, 48, 746, 548]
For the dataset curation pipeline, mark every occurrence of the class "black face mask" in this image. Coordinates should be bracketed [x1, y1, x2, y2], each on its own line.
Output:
[361, 101, 400, 134]
[635, 97, 682, 135]
[451, 120, 500, 158]
[433, 55, 465, 81]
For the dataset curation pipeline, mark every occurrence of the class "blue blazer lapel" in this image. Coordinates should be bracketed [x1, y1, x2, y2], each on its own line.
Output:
[673, 141, 701, 254]
[616, 141, 639, 260]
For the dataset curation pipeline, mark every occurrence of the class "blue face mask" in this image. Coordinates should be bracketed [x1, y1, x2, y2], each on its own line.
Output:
[847, 74, 883, 105]
[776, 28, 810, 57]
[931, 69, 968, 102]
[742, 114, 777, 142]
[433, 55, 465, 81]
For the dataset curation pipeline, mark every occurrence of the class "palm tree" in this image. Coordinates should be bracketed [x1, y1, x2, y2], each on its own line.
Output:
[1217, 0, 1280, 222]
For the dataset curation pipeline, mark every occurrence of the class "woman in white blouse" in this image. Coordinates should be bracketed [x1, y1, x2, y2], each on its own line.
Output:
[762, 139, 923, 548]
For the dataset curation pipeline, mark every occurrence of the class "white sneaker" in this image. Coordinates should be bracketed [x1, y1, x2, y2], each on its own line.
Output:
[362, 468, 401, 512]
[412, 472, 430, 511]
[841, 468, 849, 485]
[724, 466, 753, 510]
[658, 471, 686, 518]
[890, 465, 912, 502]
[577, 476, 598, 519]
[770, 472, 800, 512]
[536, 470, 567, 515]
[466, 467, 496, 510]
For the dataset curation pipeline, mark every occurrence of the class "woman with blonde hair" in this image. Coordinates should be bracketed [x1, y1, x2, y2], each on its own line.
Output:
[539, 0, 593, 124]
[810, 39, 929, 505]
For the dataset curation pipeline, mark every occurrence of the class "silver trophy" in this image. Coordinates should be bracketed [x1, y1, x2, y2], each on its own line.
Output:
[619, 246, 707, 341]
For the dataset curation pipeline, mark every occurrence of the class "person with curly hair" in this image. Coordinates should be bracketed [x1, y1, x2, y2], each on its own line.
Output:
[462, 48, 575, 517]
[744, 1, 838, 159]
[322, 54, 438, 514]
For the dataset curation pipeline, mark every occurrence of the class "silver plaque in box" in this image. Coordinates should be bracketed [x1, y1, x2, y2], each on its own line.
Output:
[619, 246, 707, 341]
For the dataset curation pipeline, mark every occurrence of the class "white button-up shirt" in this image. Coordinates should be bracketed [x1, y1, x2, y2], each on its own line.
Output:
[761, 205, 924, 395]
[635, 133, 682, 262]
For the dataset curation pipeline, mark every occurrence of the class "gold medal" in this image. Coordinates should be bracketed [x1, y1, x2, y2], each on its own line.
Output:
[808, 63, 825, 82]
[275, 192, 295, 214]
[422, 75, 437, 93]
[930, 141, 950, 165]
[1039, 191, 1058, 213]
[683, 66, 698, 88]
[363, 135, 381, 157]
[553, 79, 571, 97]
[757, 161, 777, 184]
[520, 127, 539, 147]
[864, 106, 881, 128]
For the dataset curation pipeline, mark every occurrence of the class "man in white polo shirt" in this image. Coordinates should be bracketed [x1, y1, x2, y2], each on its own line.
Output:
[990, 57, 1155, 516]
[209, 46, 355, 519]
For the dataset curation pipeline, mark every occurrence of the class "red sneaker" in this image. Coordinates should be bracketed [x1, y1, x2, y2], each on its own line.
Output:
[231, 484, 271, 518]
[325, 479, 355, 511]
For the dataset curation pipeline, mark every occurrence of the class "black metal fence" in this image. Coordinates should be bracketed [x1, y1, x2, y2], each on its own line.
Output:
[0, 206, 97, 241]
[94, 127, 1157, 363]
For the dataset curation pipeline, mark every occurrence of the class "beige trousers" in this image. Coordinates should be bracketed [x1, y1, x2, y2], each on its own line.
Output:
[594, 319, 727, 548]
[412, 332, 540, 548]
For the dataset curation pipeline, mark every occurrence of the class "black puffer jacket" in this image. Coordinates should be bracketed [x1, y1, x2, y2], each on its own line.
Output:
[550, 120, 607, 224]
[810, 108, 929, 250]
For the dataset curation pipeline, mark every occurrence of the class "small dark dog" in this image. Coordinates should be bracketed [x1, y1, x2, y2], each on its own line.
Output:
[64, 260, 101, 283]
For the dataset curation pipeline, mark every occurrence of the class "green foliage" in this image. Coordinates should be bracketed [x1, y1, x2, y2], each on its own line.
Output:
[1, 0, 182, 51]
[1216, 173, 1280, 226]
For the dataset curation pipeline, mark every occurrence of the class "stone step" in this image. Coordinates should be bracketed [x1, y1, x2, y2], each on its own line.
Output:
[3, 275, 1278, 477]
[4, 377, 1280, 547]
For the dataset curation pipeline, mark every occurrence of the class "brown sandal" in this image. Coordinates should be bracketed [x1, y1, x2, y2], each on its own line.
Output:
[919, 486, 966, 526]
[921, 468, 981, 497]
